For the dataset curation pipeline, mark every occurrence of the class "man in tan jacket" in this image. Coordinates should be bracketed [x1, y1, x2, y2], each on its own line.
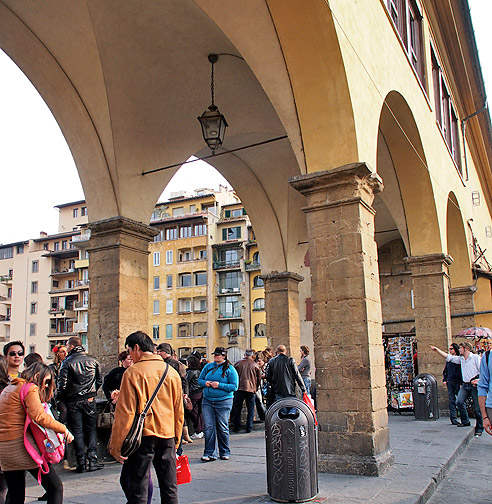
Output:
[110, 331, 184, 504]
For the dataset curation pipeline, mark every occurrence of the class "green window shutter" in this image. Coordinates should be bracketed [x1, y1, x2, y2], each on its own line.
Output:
[236, 226, 241, 238]
[243, 208, 247, 215]
[222, 228, 227, 241]
[225, 210, 231, 218]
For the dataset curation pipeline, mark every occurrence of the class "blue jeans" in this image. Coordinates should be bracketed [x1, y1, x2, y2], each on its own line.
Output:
[446, 381, 461, 422]
[456, 383, 483, 431]
[201, 397, 233, 458]
[231, 390, 255, 431]
[275, 394, 297, 416]
[302, 377, 311, 395]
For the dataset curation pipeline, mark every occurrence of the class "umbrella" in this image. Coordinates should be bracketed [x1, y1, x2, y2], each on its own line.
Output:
[456, 327, 492, 340]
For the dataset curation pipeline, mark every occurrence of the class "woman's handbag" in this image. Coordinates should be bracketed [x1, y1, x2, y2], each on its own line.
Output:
[120, 363, 169, 458]
[176, 454, 192, 484]
[20, 383, 65, 484]
[183, 395, 193, 411]
[302, 392, 317, 426]
[97, 401, 114, 429]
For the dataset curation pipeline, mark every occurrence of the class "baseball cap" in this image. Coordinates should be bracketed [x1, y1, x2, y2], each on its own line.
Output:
[213, 347, 227, 356]
[157, 343, 173, 354]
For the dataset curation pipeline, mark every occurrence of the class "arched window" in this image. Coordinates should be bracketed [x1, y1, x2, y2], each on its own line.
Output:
[252, 251, 260, 264]
[254, 323, 266, 337]
[253, 298, 265, 311]
[253, 275, 264, 288]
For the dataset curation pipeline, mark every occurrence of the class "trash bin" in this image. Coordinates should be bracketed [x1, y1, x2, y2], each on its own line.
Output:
[265, 397, 318, 502]
[413, 373, 439, 420]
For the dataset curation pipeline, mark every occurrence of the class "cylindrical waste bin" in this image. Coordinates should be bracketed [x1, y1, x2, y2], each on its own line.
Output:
[413, 373, 439, 420]
[265, 397, 318, 502]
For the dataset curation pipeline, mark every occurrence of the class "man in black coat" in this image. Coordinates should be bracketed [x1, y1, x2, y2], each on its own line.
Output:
[265, 345, 306, 414]
[57, 336, 102, 473]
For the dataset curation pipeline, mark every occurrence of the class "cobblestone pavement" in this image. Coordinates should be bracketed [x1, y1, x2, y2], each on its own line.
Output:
[427, 429, 492, 504]
[21, 414, 482, 503]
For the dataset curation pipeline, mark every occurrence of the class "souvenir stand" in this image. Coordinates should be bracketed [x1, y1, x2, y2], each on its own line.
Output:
[383, 332, 417, 412]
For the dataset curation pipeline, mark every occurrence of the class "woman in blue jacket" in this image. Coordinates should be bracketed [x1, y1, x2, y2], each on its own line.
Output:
[198, 347, 239, 462]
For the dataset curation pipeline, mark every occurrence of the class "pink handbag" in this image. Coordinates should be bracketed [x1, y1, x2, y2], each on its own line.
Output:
[20, 383, 65, 483]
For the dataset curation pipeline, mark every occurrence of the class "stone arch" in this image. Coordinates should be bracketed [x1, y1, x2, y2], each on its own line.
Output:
[446, 192, 473, 287]
[378, 91, 441, 255]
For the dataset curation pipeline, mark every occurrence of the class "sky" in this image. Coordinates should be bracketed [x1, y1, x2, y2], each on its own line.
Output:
[0, 1, 490, 245]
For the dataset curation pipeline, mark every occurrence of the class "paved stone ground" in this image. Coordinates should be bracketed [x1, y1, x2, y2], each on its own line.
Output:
[22, 414, 481, 504]
[427, 429, 492, 504]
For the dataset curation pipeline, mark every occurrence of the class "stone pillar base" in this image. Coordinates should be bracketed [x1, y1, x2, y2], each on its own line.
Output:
[318, 449, 394, 477]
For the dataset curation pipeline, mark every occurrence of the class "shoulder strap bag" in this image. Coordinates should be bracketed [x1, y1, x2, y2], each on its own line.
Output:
[121, 363, 169, 458]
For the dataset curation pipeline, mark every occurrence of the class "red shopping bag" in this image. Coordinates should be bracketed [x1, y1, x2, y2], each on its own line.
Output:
[176, 454, 192, 485]
[302, 392, 317, 426]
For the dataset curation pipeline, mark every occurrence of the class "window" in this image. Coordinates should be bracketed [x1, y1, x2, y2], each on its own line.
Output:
[180, 225, 192, 239]
[194, 271, 207, 286]
[178, 323, 191, 338]
[166, 250, 173, 265]
[178, 347, 191, 358]
[153, 276, 160, 290]
[153, 252, 160, 266]
[43, 243, 49, 251]
[29, 323, 36, 337]
[179, 250, 191, 262]
[178, 298, 191, 313]
[386, 0, 424, 83]
[179, 273, 192, 287]
[219, 271, 242, 293]
[66, 280, 75, 289]
[31, 281, 38, 294]
[431, 46, 462, 171]
[193, 322, 207, 337]
[16, 245, 24, 254]
[253, 251, 260, 265]
[73, 208, 79, 218]
[7, 287, 12, 299]
[253, 275, 264, 288]
[153, 230, 164, 243]
[165, 228, 177, 241]
[232, 208, 244, 217]
[172, 207, 184, 217]
[32, 261, 39, 273]
[194, 297, 207, 312]
[153, 300, 160, 315]
[189, 204, 196, 213]
[153, 325, 160, 340]
[166, 324, 173, 339]
[54, 242, 59, 251]
[218, 296, 241, 318]
[0, 247, 13, 260]
[69, 259, 75, 270]
[166, 299, 173, 314]
[222, 226, 241, 241]
[62, 240, 68, 250]
[52, 280, 59, 288]
[254, 323, 266, 337]
[30, 302, 37, 315]
[81, 207, 88, 216]
[194, 224, 206, 236]
[166, 275, 173, 289]
[253, 298, 265, 311]
[196, 248, 207, 260]
[217, 248, 240, 268]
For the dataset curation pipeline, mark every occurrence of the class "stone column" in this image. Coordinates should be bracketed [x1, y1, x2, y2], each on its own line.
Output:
[261, 271, 303, 358]
[404, 254, 453, 412]
[449, 285, 476, 336]
[88, 216, 157, 371]
[290, 163, 393, 476]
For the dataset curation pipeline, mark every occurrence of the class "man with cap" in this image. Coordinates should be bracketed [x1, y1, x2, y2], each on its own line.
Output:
[231, 349, 261, 433]
[156, 343, 189, 396]
[197, 347, 238, 461]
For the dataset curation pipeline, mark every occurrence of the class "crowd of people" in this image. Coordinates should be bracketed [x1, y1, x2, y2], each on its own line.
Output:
[0, 336, 313, 503]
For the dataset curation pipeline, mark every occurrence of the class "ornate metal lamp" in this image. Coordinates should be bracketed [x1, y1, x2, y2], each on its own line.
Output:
[197, 54, 228, 154]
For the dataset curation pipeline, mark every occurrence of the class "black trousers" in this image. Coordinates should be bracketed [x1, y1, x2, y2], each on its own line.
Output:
[67, 398, 98, 464]
[4, 466, 63, 504]
[120, 436, 177, 504]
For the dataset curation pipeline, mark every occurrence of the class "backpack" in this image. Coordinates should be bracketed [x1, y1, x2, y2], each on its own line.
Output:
[20, 383, 65, 484]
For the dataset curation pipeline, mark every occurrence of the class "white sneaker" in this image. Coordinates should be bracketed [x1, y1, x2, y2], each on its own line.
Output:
[191, 432, 204, 439]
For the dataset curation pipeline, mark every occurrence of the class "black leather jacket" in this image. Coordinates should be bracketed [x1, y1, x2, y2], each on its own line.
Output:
[265, 353, 306, 397]
[57, 346, 102, 402]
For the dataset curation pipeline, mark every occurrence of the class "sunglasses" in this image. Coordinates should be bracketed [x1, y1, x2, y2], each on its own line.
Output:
[8, 351, 24, 357]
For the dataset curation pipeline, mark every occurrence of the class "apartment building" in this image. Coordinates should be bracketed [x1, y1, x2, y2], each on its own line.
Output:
[149, 187, 268, 361]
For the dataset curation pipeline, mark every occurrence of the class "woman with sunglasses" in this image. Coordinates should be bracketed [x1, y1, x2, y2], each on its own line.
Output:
[3, 341, 25, 381]
[0, 362, 74, 503]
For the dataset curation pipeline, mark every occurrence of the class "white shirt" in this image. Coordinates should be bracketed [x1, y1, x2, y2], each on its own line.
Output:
[446, 353, 481, 382]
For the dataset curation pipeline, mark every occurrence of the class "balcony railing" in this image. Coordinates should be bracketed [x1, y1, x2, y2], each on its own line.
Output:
[218, 287, 241, 295]
[245, 261, 261, 271]
[217, 311, 242, 320]
[213, 260, 241, 270]
[0, 275, 12, 283]
[76, 279, 90, 287]
[74, 301, 89, 310]
[0, 315, 11, 322]
[71, 230, 91, 243]
[73, 322, 88, 332]
[51, 268, 76, 275]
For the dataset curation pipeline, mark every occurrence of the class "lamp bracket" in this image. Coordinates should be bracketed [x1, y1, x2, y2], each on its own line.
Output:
[208, 54, 218, 64]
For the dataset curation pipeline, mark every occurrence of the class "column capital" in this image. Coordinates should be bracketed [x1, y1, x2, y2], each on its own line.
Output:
[404, 253, 453, 278]
[89, 215, 157, 238]
[260, 270, 304, 283]
[289, 163, 383, 213]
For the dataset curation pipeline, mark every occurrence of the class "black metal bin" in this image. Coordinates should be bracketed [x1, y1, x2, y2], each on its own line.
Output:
[265, 397, 318, 502]
[413, 373, 439, 420]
